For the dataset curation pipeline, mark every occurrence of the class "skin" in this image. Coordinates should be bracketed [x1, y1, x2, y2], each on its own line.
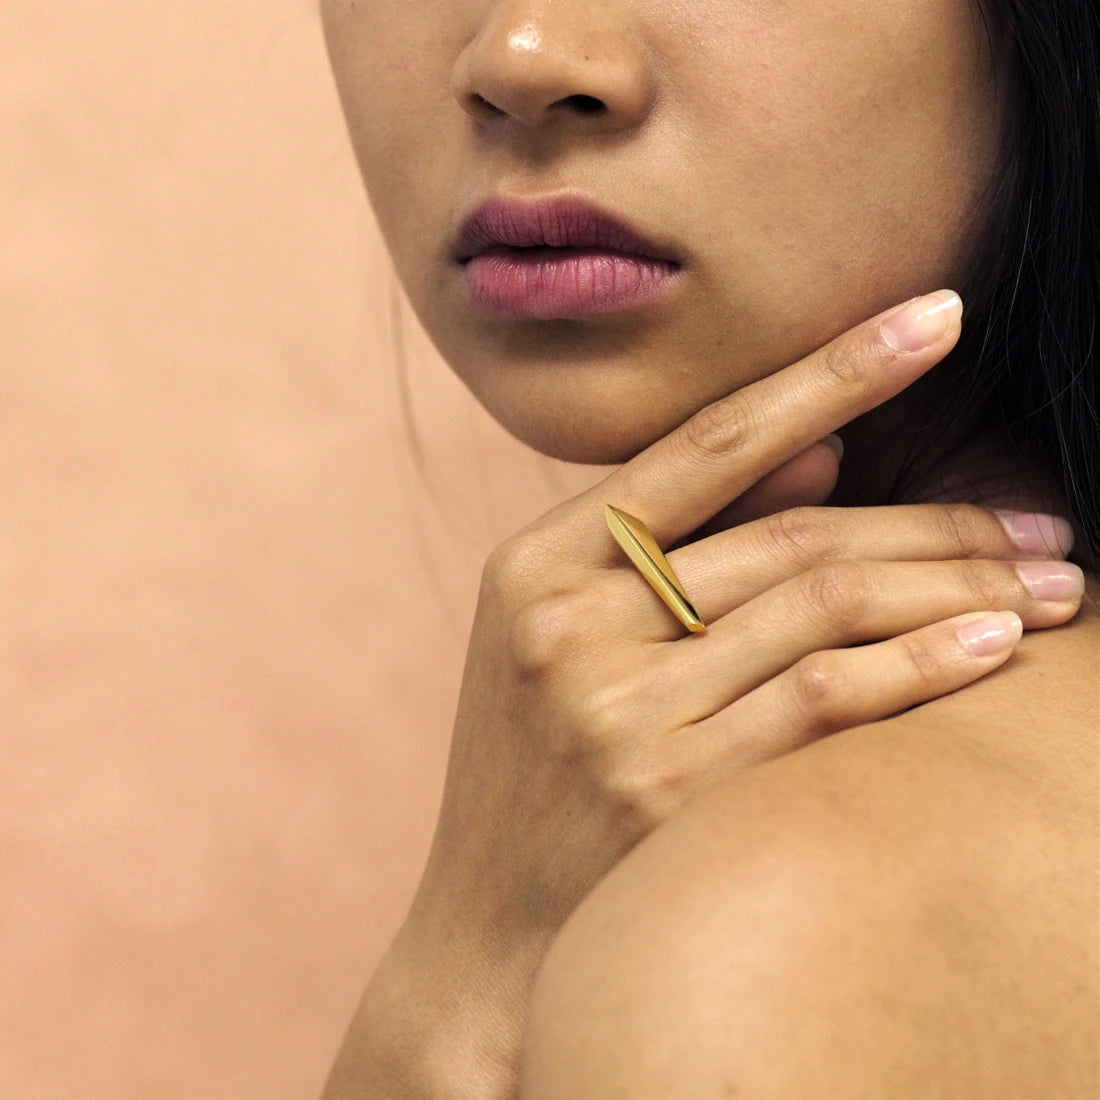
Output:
[320, 0, 1006, 469]
[321, 0, 1098, 1095]
[521, 614, 1100, 1097]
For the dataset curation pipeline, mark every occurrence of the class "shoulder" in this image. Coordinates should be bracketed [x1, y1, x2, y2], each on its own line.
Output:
[909, 569, 1100, 752]
[521, 577, 1100, 1098]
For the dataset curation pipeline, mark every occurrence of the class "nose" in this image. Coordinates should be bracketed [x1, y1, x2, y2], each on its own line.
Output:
[450, 1, 656, 136]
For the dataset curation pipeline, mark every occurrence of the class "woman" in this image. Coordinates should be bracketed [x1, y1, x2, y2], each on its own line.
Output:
[320, 0, 1098, 1095]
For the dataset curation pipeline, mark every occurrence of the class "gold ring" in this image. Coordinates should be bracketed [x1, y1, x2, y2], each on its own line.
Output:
[605, 504, 707, 634]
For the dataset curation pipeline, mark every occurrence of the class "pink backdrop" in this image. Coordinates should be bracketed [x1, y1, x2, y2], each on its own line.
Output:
[0, 2, 605, 1094]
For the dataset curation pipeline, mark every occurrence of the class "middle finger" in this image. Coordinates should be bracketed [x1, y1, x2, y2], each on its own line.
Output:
[616, 503, 1075, 640]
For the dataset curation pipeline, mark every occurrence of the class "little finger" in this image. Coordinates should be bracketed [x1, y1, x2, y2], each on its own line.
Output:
[689, 611, 1025, 767]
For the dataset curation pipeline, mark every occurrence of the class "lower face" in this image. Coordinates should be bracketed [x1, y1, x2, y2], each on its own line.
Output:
[321, 0, 1008, 465]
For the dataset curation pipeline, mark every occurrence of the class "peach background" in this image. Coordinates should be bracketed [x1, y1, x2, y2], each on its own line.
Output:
[1, 2, 605, 1095]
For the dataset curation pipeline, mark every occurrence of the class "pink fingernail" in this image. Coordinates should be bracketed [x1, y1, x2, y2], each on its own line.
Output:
[1015, 561, 1085, 601]
[880, 291, 963, 352]
[956, 612, 1023, 657]
[994, 510, 1075, 557]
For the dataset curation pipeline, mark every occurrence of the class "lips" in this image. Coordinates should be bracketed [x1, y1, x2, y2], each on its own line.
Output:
[453, 194, 681, 266]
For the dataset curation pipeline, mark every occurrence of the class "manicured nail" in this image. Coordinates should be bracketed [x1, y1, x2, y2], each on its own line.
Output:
[880, 291, 963, 352]
[1015, 561, 1085, 602]
[957, 611, 1023, 657]
[994, 510, 1075, 557]
[820, 434, 844, 462]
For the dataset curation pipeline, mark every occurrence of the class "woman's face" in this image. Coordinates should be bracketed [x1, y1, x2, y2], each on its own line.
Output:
[321, 0, 1007, 464]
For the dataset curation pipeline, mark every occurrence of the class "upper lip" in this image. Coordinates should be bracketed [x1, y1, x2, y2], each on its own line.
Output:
[453, 194, 681, 265]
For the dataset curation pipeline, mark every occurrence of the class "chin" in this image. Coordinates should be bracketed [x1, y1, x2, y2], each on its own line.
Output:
[445, 341, 722, 467]
[485, 400, 666, 466]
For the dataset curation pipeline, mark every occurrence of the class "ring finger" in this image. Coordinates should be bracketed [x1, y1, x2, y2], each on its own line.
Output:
[649, 556, 1084, 725]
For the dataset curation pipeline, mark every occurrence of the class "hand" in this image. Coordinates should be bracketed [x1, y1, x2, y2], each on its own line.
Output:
[323, 290, 1081, 1098]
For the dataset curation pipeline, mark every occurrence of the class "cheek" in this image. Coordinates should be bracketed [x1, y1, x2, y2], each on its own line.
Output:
[321, 0, 460, 267]
[677, 1, 1000, 352]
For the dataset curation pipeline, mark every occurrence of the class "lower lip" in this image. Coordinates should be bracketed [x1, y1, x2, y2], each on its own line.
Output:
[461, 247, 682, 320]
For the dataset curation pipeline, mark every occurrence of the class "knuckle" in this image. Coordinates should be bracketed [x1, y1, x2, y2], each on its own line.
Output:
[680, 395, 753, 462]
[507, 590, 587, 675]
[935, 503, 991, 559]
[603, 768, 665, 834]
[802, 560, 872, 629]
[790, 651, 850, 725]
[574, 676, 686, 829]
[763, 507, 839, 568]
[899, 631, 951, 687]
[483, 530, 559, 602]
[577, 676, 640, 746]
[600, 757, 685, 834]
[956, 558, 1006, 610]
[483, 536, 537, 597]
[821, 329, 876, 385]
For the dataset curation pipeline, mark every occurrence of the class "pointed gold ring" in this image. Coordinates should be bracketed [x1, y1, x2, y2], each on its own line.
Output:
[605, 504, 706, 634]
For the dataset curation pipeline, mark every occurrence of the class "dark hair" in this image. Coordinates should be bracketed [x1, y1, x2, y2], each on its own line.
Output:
[897, 0, 1099, 570]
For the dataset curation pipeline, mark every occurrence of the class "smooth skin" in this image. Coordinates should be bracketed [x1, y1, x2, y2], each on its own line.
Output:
[320, 0, 1099, 1096]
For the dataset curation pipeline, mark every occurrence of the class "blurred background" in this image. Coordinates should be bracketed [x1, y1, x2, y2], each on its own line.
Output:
[1, 2, 606, 1095]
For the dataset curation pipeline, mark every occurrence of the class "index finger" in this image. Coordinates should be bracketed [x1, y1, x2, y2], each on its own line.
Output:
[583, 289, 963, 560]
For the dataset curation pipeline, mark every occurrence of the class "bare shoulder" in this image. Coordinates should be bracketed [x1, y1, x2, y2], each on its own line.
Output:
[900, 571, 1100, 778]
[841, 571, 1100, 822]
[521, 579, 1100, 1099]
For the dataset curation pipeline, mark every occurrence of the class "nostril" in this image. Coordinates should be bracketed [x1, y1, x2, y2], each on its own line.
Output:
[561, 94, 605, 114]
[469, 92, 505, 116]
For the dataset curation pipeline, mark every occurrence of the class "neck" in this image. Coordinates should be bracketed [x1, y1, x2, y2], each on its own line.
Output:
[829, 385, 1068, 521]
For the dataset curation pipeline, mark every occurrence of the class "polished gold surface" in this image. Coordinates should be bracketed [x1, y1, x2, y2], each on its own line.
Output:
[605, 504, 707, 633]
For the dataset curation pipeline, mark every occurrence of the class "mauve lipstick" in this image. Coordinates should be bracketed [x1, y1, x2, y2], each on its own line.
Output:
[453, 194, 684, 320]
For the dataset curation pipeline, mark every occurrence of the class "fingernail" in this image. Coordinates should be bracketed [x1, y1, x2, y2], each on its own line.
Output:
[994, 510, 1075, 557]
[820, 434, 844, 462]
[1015, 561, 1085, 602]
[957, 611, 1023, 657]
[880, 291, 963, 352]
